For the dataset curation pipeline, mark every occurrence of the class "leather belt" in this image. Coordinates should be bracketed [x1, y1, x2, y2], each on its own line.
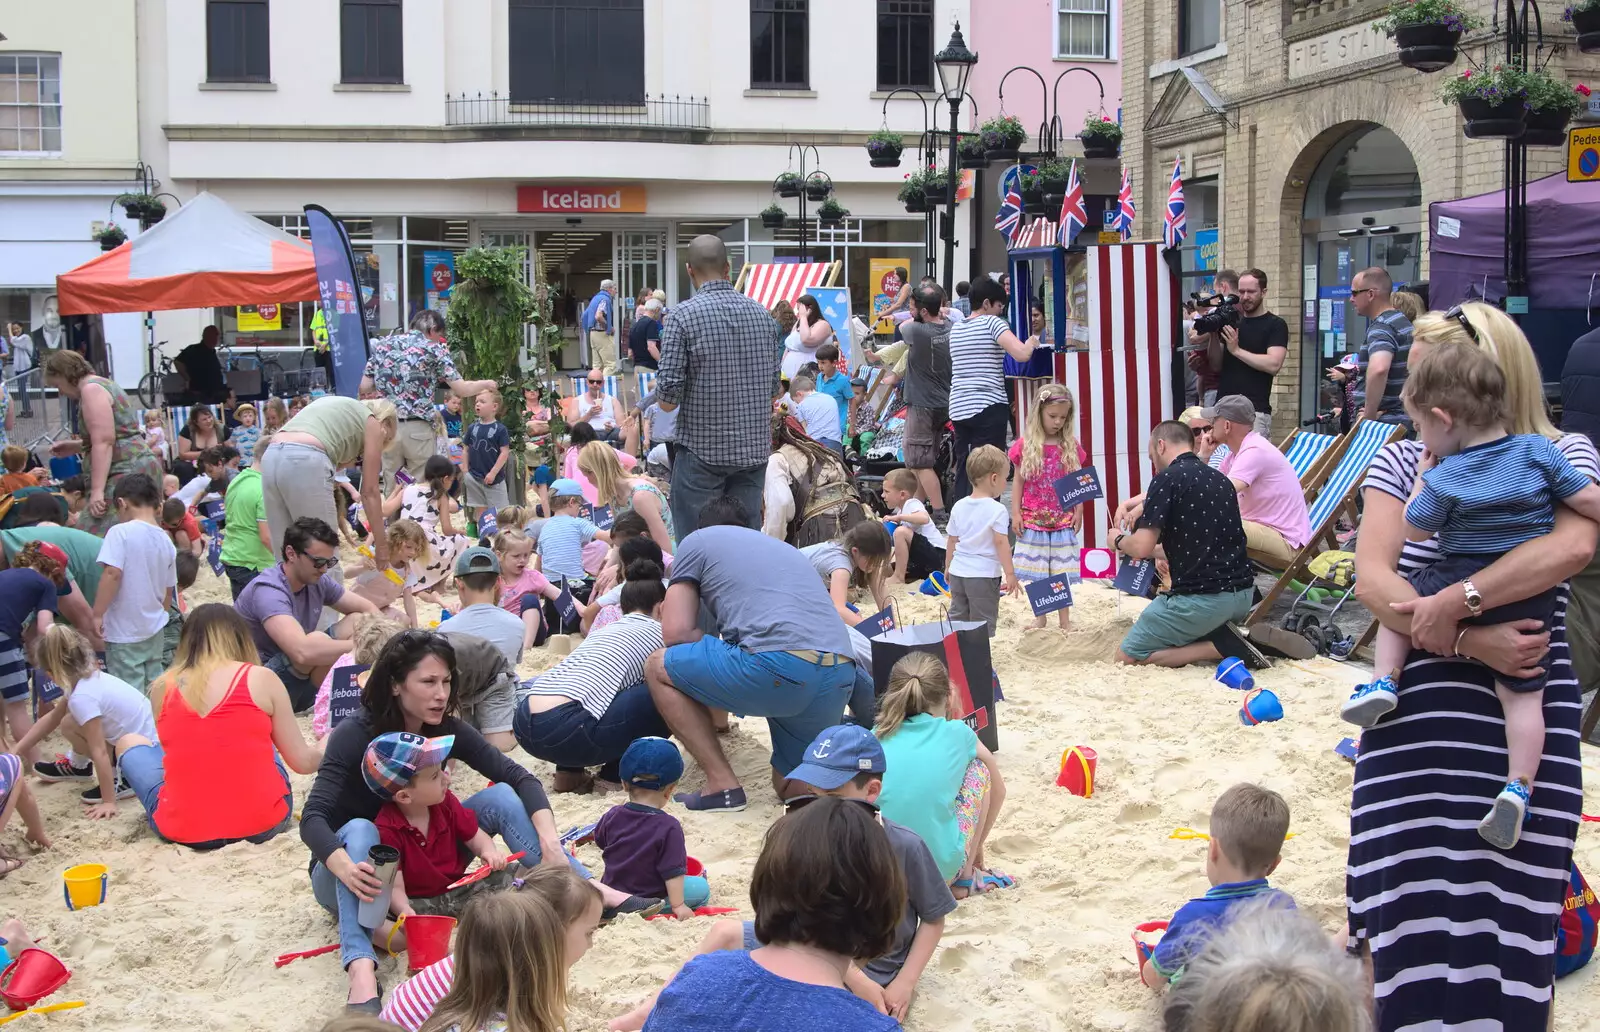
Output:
[784, 649, 849, 667]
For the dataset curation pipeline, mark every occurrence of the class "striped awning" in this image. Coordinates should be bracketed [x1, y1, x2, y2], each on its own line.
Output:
[1011, 217, 1057, 250]
[740, 262, 833, 310]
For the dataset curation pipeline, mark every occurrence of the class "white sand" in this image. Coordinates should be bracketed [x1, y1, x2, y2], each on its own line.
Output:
[5, 563, 1600, 1031]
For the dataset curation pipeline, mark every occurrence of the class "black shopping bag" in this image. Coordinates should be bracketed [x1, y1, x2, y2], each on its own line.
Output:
[870, 618, 998, 753]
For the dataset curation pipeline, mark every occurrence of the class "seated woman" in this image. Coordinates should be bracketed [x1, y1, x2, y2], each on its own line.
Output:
[763, 414, 869, 548]
[513, 561, 671, 794]
[577, 440, 673, 552]
[111, 604, 324, 848]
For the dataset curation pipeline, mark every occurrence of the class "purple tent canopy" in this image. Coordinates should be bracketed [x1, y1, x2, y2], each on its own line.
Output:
[1429, 172, 1600, 310]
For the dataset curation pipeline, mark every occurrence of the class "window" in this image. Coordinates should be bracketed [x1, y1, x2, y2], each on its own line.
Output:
[207, 0, 271, 82]
[341, 0, 403, 83]
[1056, 0, 1111, 60]
[509, 0, 644, 104]
[876, 0, 932, 91]
[1179, 0, 1221, 56]
[0, 55, 61, 155]
[751, 0, 809, 90]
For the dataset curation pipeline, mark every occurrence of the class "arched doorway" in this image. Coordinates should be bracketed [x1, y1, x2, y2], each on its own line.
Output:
[1299, 124, 1423, 422]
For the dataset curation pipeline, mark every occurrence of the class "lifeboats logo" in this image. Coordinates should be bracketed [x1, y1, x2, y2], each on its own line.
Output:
[518, 184, 648, 213]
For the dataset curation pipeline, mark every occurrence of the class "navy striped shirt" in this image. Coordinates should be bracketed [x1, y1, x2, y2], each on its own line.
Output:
[1406, 433, 1593, 554]
[1352, 307, 1411, 421]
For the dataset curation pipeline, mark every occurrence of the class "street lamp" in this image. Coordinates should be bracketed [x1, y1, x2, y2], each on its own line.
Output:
[933, 23, 978, 296]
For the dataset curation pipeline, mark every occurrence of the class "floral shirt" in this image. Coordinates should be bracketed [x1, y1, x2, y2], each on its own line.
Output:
[363, 330, 463, 422]
[1006, 439, 1089, 531]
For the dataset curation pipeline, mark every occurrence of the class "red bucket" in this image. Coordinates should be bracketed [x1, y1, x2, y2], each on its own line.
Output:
[685, 856, 705, 877]
[404, 915, 456, 972]
[1131, 920, 1168, 967]
[1055, 746, 1098, 796]
[0, 949, 70, 1011]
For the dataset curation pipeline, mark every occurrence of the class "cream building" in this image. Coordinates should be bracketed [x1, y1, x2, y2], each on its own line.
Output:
[1120, 0, 1600, 429]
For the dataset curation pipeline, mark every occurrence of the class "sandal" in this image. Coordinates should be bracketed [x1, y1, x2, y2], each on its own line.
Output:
[976, 868, 1017, 891]
[0, 854, 23, 879]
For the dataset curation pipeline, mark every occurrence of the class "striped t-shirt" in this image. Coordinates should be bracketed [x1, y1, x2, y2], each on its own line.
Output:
[947, 314, 1010, 421]
[1353, 307, 1412, 422]
[537, 513, 599, 581]
[1406, 433, 1594, 555]
[379, 955, 454, 1031]
[523, 612, 663, 719]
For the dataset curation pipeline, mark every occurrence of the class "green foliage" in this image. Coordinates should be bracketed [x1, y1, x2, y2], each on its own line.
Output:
[1525, 69, 1587, 115]
[1081, 113, 1124, 141]
[868, 129, 904, 149]
[815, 197, 849, 219]
[1437, 64, 1529, 105]
[980, 114, 1027, 147]
[1374, 0, 1480, 35]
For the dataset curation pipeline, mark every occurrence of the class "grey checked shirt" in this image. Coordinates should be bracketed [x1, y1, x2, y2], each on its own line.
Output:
[656, 279, 782, 468]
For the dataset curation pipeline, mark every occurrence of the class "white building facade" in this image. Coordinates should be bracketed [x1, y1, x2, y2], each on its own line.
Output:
[138, 0, 973, 364]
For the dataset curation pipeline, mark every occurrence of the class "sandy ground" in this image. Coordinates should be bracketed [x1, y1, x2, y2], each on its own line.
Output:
[4, 558, 1600, 1032]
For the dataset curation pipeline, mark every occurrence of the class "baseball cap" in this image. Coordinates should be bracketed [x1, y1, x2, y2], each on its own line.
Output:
[33, 543, 68, 569]
[455, 546, 500, 577]
[362, 732, 454, 800]
[550, 478, 585, 499]
[1338, 352, 1360, 370]
[619, 737, 684, 790]
[1200, 394, 1256, 425]
[785, 724, 886, 790]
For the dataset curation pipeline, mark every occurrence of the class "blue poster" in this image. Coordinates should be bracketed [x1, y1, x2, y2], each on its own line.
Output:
[1025, 576, 1074, 616]
[1113, 556, 1159, 597]
[806, 286, 856, 368]
[304, 205, 372, 398]
[1194, 228, 1219, 292]
[423, 249, 455, 314]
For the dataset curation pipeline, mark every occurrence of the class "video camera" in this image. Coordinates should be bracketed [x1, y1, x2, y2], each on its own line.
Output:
[1189, 292, 1242, 336]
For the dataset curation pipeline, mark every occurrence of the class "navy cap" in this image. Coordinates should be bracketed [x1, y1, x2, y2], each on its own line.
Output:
[785, 724, 886, 790]
[619, 736, 684, 790]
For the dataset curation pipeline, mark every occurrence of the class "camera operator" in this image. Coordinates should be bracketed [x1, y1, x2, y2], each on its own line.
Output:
[1185, 269, 1238, 408]
[1208, 268, 1285, 437]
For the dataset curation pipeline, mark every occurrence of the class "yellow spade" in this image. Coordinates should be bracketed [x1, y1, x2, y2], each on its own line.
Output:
[1169, 827, 1296, 842]
[0, 1002, 87, 1026]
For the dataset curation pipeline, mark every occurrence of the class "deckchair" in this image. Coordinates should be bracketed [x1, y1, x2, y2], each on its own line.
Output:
[1244, 418, 1407, 626]
[1209, 427, 1344, 496]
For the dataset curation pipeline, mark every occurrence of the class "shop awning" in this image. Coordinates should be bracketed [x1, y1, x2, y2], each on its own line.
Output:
[736, 261, 840, 310]
[56, 191, 320, 315]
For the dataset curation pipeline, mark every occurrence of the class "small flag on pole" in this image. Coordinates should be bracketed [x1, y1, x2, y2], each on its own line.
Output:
[1116, 167, 1137, 240]
[1057, 160, 1087, 248]
[1162, 158, 1187, 249]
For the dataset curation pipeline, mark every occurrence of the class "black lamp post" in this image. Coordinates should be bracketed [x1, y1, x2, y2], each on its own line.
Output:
[771, 144, 832, 260]
[933, 23, 978, 297]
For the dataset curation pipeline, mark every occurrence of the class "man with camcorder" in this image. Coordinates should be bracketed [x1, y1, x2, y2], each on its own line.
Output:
[1205, 269, 1285, 437]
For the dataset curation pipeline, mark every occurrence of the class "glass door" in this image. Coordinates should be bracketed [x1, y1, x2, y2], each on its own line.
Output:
[613, 231, 666, 338]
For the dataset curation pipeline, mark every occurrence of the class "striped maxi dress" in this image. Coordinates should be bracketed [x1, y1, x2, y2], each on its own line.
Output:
[1347, 435, 1596, 1031]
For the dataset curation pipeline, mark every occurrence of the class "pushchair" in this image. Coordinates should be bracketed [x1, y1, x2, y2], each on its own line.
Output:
[1281, 550, 1358, 659]
[847, 402, 956, 515]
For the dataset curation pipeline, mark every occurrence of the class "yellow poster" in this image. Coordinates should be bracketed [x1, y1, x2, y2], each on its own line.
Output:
[237, 304, 282, 331]
[869, 258, 911, 334]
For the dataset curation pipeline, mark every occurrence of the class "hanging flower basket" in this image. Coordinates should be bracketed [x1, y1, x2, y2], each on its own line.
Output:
[804, 174, 834, 202]
[898, 169, 928, 213]
[1567, 3, 1600, 53]
[1079, 114, 1123, 158]
[1460, 94, 1527, 137]
[1523, 74, 1589, 146]
[1439, 65, 1529, 139]
[958, 135, 989, 169]
[918, 167, 953, 205]
[774, 173, 803, 198]
[866, 130, 904, 168]
[760, 204, 787, 229]
[94, 224, 126, 251]
[816, 199, 848, 227]
[981, 114, 1027, 161]
[118, 193, 167, 225]
[1020, 173, 1046, 215]
[1037, 158, 1072, 199]
[1377, 1, 1479, 71]
[903, 197, 928, 214]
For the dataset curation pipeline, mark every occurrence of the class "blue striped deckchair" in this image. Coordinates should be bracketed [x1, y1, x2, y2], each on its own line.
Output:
[1208, 427, 1342, 494]
[1245, 418, 1407, 625]
[636, 370, 657, 399]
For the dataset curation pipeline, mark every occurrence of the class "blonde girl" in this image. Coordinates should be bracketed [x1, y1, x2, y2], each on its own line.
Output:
[312, 614, 405, 739]
[384, 866, 604, 1031]
[399, 455, 468, 593]
[1007, 382, 1088, 631]
[416, 891, 575, 1032]
[576, 440, 674, 551]
[799, 520, 891, 628]
[263, 396, 288, 434]
[350, 518, 427, 626]
[12, 624, 157, 822]
[875, 652, 1009, 898]
[494, 528, 560, 651]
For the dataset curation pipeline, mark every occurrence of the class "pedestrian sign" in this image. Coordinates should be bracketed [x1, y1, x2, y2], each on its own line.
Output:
[1569, 126, 1600, 182]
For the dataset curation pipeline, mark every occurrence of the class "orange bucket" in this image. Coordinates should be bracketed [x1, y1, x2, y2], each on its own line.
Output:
[1055, 746, 1097, 796]
[404, 915, 456, 971]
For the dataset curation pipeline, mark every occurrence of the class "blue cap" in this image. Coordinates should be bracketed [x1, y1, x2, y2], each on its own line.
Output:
[785, 725, 886, 790]
[550, 478, 585, 499]
[619, 737, 683, 790]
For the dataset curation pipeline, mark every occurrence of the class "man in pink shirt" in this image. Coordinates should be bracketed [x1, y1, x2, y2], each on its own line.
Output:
[1205, 395, 1311, 565]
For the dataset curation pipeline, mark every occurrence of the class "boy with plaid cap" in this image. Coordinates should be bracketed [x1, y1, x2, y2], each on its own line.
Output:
[365, 731, 513, 919]
[594, 736, 707, 921]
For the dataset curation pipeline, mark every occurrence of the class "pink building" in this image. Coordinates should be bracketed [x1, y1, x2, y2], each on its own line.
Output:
[968, 0, 1121, 150]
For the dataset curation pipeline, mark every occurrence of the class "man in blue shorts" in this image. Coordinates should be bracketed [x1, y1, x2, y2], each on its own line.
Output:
[644, 496, 857, 812]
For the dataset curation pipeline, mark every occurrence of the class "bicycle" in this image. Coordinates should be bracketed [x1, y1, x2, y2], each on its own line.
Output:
[137, 343, 178, 409]
[219, 336, 287, 397]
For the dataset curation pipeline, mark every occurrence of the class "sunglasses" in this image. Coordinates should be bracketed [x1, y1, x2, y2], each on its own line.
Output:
[1190, 423, 1212, 434]
[1445, 303, 1479, 342]
[783, 794, 880, 814]
[296, 552, 341, 570]
[587, 379, 604, 386]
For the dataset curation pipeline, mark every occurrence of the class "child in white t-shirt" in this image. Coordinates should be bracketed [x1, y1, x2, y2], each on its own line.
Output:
[882, 467, 947, 587]
[943, 446, 1018, 637]
[93, 473, 177, 695]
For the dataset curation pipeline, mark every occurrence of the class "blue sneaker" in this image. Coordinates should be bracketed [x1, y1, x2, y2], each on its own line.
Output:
[1479, 779, 1532, 849]
[1340, 675, 1399, 727]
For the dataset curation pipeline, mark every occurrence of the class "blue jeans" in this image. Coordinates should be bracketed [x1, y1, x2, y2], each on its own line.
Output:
[120, 744, 292, 851]
[512, 685, 670, 782]
[668, 446, 764, 538]
[309, 783, 548, 970]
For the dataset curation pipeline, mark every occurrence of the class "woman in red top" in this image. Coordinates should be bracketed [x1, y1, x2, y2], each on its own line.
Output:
[117, 604, 324, 848]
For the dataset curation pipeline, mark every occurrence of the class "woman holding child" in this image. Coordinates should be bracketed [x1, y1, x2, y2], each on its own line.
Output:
[42, 351, 163, 537]
[1350, 301, 1597, 1031]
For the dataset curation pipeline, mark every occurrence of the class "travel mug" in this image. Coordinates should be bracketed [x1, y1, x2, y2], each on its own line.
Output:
[356, 844, 402, 928]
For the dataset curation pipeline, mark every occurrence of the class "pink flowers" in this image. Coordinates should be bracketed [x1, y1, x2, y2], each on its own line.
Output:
[1462, 69, 1473, 78]
[1579, 83, 1593, 97]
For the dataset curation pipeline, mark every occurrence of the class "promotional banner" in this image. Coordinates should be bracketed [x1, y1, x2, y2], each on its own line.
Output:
[1025, 576, 1074, 617]
[304, 205, 372, 398]
[423, 249, 455, 314]
[869, 258, 911, 334]
[1052, 465, 1105, 512]
[236, 304, 282, 331]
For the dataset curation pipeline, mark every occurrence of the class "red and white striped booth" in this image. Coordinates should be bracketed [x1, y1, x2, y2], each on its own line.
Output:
[735, 261, 841, 309]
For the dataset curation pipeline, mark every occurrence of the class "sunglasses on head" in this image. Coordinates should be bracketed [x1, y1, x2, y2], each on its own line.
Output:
[783, 794, 880, 814]
[1445, 303, 1480, 342]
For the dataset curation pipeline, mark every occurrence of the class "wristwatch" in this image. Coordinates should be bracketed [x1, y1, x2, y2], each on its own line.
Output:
[1462, 579, 1484, 617]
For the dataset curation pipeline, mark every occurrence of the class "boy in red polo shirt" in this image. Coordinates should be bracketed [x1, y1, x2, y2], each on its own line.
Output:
[363, 732, 513, 918]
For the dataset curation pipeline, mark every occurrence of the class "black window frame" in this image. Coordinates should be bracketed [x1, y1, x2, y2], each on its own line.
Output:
[341, 0, 404, 85]
[1178, 0, 1221, 56]
[206, 0, 271, 84]
[508, 0, 645, 105]
[876, 0, 933, 92]
[750, 0, 810, 91]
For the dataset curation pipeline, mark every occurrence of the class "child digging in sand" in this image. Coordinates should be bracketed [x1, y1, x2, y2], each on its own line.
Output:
[351, 518, 428, 627]
[1339, 340, 1600, 849]
[944, 445, 1020, 637]
[875, 652, 1009, 897]
[1140, 783, 1295, 988]
[881, 468, 945, 588]
[595, 737, 707, 922]
[1008, 383, 1087, 632]
[799, 522, 891, 628]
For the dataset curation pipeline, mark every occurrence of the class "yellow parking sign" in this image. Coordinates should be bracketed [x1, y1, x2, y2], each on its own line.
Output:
[1569, 126, 1600, 182]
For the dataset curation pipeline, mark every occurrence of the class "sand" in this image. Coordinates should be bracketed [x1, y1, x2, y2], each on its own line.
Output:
[5, 561, 1600, 1031]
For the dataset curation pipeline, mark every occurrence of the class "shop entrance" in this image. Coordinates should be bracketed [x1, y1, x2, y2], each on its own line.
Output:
[1298, 125, 1423, 423]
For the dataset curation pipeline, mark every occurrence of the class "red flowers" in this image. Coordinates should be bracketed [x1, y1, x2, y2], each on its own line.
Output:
[1579, 83, 1593, 97]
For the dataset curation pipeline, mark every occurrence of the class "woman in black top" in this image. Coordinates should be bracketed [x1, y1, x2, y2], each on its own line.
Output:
[301, 630, 574, 1012]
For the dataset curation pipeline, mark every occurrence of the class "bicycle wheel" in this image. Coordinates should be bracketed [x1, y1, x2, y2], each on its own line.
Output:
[137, 371, 164, 410]
[260, 359, 285, 397]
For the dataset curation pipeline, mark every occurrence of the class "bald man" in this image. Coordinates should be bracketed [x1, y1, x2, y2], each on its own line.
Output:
[655, 236, 783, 535]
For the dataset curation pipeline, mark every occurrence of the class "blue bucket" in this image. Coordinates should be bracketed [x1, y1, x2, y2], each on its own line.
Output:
[920, 571, 950, 597]
[1215, 657, 1254, 692]
[1239, 688, 1284, 725]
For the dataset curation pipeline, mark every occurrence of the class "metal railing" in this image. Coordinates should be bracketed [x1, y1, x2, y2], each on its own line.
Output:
[445, 92, 711, 130]
[4, 367, 77, 455]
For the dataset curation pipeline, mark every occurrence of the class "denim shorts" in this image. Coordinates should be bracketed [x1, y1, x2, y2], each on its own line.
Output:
[266, 652, 319, 713]
[662, 637, 854, 773]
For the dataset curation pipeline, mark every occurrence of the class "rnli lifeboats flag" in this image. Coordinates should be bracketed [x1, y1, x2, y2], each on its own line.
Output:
[1025, 576, 1075, 617]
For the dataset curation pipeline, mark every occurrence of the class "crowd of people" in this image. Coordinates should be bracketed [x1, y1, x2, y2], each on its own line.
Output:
[0, 233, 1591, 1032]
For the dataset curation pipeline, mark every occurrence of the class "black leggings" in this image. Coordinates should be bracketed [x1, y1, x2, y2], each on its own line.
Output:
[951, 402, 1011, 502]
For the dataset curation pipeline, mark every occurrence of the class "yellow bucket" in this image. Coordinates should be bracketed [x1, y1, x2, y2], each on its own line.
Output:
[62, 864, 107, 910]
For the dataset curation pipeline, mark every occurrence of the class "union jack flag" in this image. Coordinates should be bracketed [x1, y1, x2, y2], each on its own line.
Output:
[995, 176, 1023, 246]
[1057, 160, 1087, 248]
[1162, 158, 1187, 249]
[1115, 167, 1137, 240]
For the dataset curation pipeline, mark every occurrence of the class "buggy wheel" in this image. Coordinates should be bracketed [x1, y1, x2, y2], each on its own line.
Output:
[1300, 622, 1326, 655]
[1282, 612, 1303, 635]
[136, 371, 163, 410]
